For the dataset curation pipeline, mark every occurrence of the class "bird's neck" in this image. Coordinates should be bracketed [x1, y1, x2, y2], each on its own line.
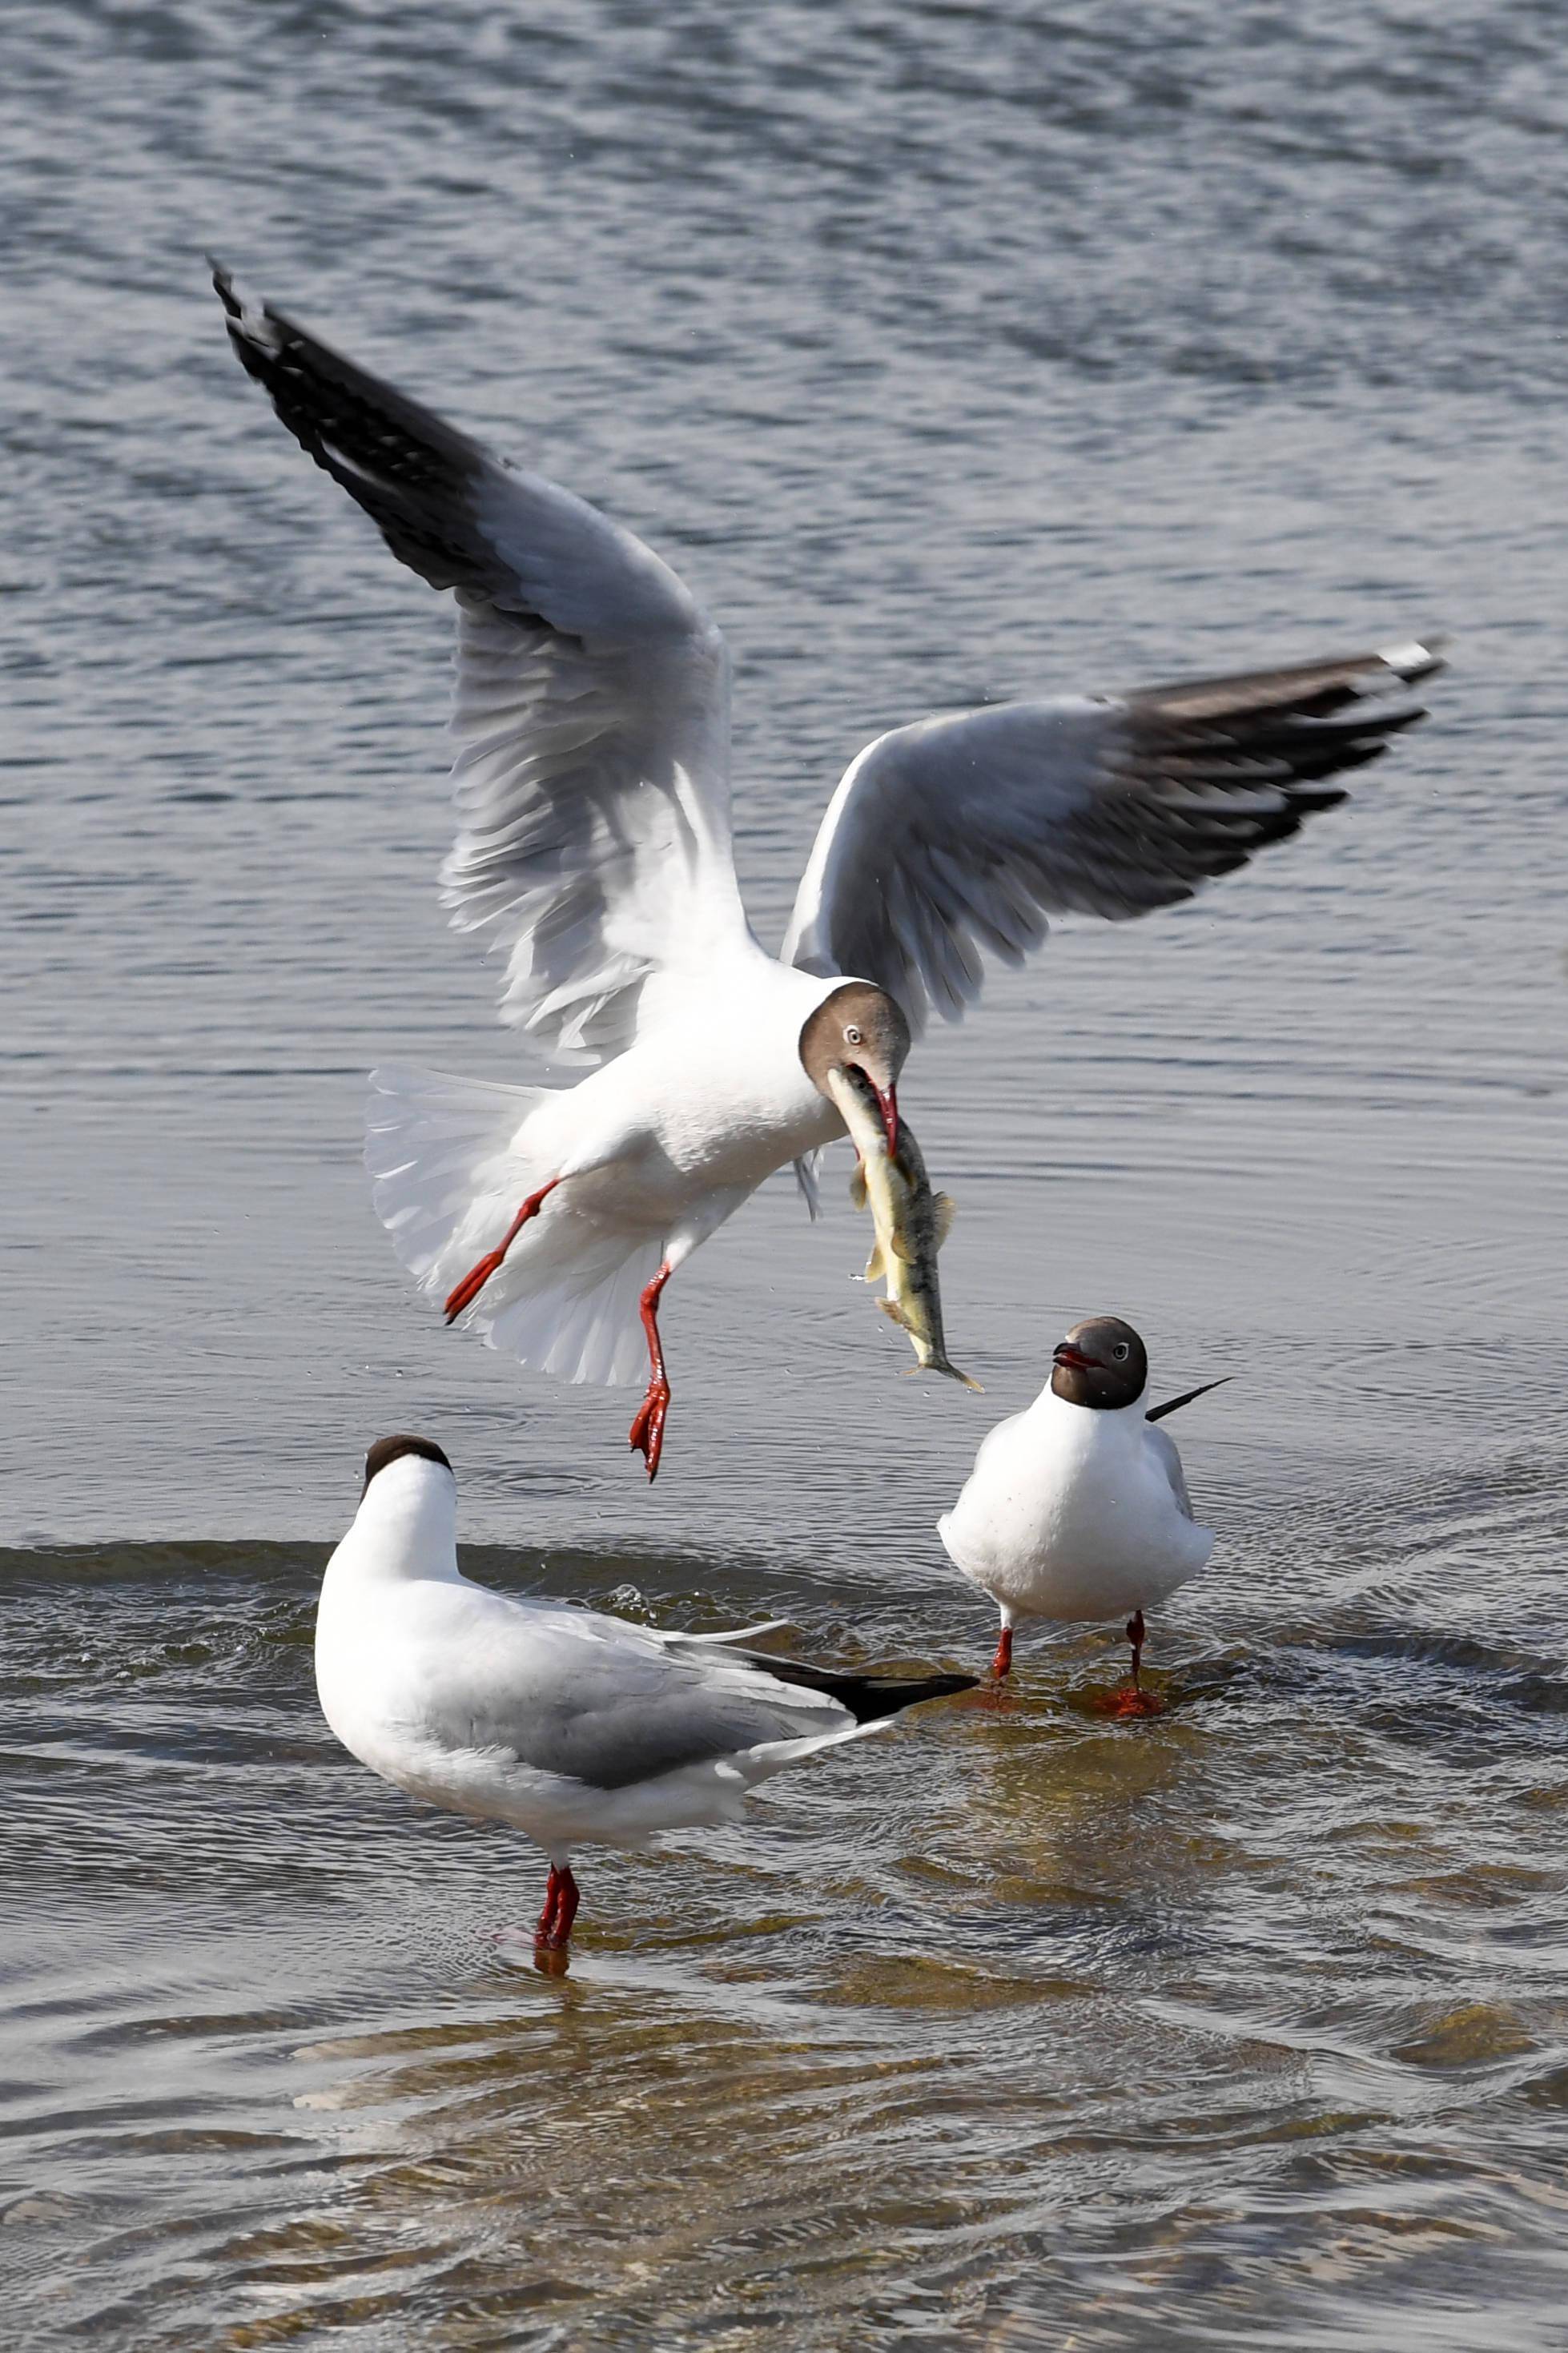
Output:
[329, 1466, 462, 1587]
[1035, 1382, 1151, 1433]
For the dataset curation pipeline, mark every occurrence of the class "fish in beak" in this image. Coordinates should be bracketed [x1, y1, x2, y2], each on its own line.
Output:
[826, 1065, 980, 1395]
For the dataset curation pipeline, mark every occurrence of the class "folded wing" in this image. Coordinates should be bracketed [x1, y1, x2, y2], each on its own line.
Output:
[1147, 1424, 1197, 1522]
[784, 642, 1444, 1032]
[411, 1600, 855, 1790]
[215, 267, 752, 1060]
[405, 1594, 971, 1791]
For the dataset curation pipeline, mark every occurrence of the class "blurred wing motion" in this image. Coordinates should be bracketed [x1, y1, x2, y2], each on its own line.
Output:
[214, 266, 752, 1061]
[784, 643, 1444, 1031]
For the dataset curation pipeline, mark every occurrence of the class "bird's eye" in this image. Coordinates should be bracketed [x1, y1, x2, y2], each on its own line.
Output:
[844, 1024, 863, 1046]
[1112, 1342, 1129, 1362]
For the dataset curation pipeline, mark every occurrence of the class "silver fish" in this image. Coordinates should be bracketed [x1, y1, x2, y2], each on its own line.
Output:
[826, 1067, 983, 1394]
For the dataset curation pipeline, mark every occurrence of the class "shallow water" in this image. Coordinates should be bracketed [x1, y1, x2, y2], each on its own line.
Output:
[2, 0, 1566, 2344]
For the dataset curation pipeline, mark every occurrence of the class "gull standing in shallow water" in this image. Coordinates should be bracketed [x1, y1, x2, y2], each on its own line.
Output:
[938, 1318, 1223, 1713]
[316, 1436, 975, 1964]
[215, 267, 1444, 1478]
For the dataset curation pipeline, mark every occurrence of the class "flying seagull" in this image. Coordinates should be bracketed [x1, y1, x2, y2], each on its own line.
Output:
[214, 267, 1443, 1478]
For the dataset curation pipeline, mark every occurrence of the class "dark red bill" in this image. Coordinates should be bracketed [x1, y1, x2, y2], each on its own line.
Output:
[870, 1082, 899, 1156]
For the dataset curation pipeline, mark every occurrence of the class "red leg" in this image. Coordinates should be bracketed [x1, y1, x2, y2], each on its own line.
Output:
[552, 1868, 581, 1946]
[444, 1176, 561, 1323]
[627, 1261, 674, 1481]
[1099, 1607, 1164, 1718]
[991, 1624, 1013, 1679]
[535, 1864, 563, 1946]
[534, 1864, 581, 1953]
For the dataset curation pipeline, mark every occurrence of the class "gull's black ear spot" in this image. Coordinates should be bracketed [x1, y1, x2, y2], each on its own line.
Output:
[363, 1434, 453, 1492]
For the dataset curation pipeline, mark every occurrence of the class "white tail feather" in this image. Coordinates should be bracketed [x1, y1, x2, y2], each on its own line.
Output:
[365, 1066, 659, 1387]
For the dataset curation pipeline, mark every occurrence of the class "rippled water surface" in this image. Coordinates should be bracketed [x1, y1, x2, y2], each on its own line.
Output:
[3, 1, 1566, 2344]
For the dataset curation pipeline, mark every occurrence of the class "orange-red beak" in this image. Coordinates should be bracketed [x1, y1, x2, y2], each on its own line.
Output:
[869, 1081, 899, 1156]
[1052, 1343, 1093, 1371]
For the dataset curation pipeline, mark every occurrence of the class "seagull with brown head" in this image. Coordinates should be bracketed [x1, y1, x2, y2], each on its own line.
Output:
[939, 1316, 1225, 1712]
[214, 264, 1442, 1479]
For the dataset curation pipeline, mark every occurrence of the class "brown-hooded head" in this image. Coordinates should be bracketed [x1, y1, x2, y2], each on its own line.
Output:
[361, 1433, 453, 1495]
[1049, 1317, 1148, 1411]
[798, 981, 911, 1152]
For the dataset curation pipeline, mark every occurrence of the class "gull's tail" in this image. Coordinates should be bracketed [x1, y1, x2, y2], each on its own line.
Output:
[365, 1066, 661, 1387]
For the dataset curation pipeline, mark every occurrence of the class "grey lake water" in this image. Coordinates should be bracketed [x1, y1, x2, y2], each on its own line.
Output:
[3, 2, 1566, 2346]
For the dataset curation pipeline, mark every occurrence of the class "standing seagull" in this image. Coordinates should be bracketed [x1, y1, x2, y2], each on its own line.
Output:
[214, 268, 1443, 1478]
[316, 1434, 974, 1962]
[938, 1317, 1220, 1711]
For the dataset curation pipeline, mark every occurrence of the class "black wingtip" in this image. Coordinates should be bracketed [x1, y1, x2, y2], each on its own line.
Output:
[1147, 1375, 1232, 1424]
[741, 1652, 978, 1723]
[836, 1668, 979, 1722]
[208, 258, 248, 326]
[208, 261, 279, 384]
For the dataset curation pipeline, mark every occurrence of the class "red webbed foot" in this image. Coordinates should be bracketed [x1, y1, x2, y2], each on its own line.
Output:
[628, 1378, 671, 1481]
[1096, 1683, 1166, 1719]
[629, 1261, 675, 1480]
[1093, 1608, 1164, 1715]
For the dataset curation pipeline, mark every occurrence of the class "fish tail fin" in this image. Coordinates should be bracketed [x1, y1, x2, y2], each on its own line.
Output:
[903, 1357, 985, 1394]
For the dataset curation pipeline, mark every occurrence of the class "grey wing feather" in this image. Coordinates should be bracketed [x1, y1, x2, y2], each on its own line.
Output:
[784, 642, 1444, 1032]
[214, 266, 750, 1060]
[1146, 1425, 1196, 1522]
[413, 1599, 847, 1791]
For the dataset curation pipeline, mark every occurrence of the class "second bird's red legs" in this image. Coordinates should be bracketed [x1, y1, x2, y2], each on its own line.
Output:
[628, 1261, 674, 1482]
[444, 1176, 562, 1323]
[991, 1625, 1014, 1679]
[1100, 1607, 1163, 1718]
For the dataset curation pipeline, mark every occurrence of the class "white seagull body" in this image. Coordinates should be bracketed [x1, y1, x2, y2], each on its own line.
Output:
[215, 267, 1443, 1476]
[317, 1436, 972, 1957]
[938, 1317, 1215, 1706]
[940, 1386, 1213, 1621]
[366, 950, 845, 1392]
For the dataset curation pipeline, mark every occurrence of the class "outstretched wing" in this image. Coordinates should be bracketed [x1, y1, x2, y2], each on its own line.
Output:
[784, 643, 1444, 1032]
[215, 267, 753, 1060]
